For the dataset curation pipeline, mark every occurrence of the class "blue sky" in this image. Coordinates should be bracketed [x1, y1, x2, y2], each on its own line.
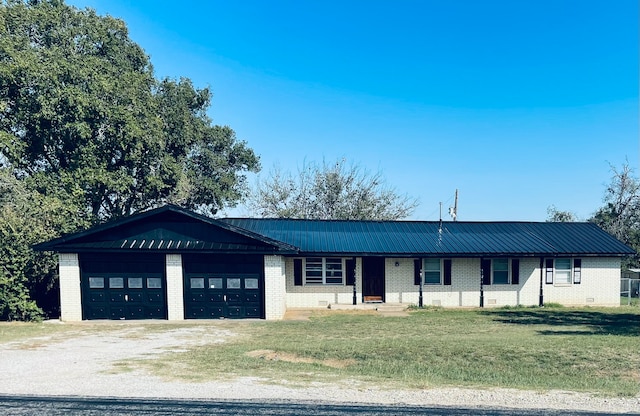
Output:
[67, 0, 639, 221]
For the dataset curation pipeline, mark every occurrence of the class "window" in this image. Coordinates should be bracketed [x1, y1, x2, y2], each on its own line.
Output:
[545, 258, 578, 285]
[88, 277, 104, 289]
[423, 259, 441, 284]
[147, 277, 162, 288]
[208, 278, 222, 289]
[304, 257, 344, 285]
[555, 258, 572, 284]
[128, 277, 143, 288]
[492, 259, 509, 284]
[190, 277, 204, 289]
[109, 277, 124, 289]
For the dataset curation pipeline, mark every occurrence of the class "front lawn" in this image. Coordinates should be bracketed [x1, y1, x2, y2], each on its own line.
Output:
[142, 307, 640, 397]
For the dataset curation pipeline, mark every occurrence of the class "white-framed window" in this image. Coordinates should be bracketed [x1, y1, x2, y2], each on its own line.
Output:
[304, 257, 344, 285]
[554, 258, 572, 285]
[545, 258, 579, 285]
[423, 258, 442, 284]
[492, 259, 510, 284]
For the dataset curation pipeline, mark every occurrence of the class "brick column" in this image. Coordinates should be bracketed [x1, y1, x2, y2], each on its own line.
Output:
[264, 255, 286, 320]
[165, 254, 184, 321]
[59, 253, 82, 321]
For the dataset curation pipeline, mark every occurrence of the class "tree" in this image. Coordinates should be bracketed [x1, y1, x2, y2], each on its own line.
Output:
[546, 205, 577, 222]
[0, 169, 89, 320]
[0, 0, 260, 318]
[590, 162, 640, 268]
[249, 159, 419, 220]
[0, 0, 259, 220]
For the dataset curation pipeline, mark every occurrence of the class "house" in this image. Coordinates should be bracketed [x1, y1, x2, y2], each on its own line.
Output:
[35, 205, 636, 321]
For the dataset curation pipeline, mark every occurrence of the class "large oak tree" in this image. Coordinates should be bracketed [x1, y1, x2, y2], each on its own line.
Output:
[0, 0, 259, 318]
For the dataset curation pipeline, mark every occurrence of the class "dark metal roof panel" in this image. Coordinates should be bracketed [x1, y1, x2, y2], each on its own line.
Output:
[222, 219, 635, 257]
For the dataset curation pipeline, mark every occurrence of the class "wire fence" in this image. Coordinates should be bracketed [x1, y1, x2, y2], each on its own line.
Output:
[620, 277, 639, 306]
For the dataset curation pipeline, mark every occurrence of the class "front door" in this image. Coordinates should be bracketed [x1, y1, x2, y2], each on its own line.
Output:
[362, 257, 385, 302]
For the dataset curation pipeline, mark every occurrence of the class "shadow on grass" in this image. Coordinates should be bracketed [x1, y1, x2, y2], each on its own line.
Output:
[482, 309, 640, 336]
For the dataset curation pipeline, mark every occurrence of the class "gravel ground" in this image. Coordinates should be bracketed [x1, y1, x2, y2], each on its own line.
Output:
[0, 323, 637, 414]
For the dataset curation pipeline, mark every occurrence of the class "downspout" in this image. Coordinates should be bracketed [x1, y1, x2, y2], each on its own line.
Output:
[479, 257, 484, 308]
[538, 257, 544, 306]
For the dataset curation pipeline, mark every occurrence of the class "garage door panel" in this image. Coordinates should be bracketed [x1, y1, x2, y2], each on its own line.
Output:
[147, 306, 165, 318]
[147, 293, 163, 303]
[89, 292, 105, 302]
[244, 293, 259, 303]
[110, 293, 126, 302]
[227, 306, 243, 318]
[110, 307, 125, 319]
[209, 293, 224, 302]
[189, 293, 205, 302]
[245, 306, 260, 317]
[88, 305, 108, 319]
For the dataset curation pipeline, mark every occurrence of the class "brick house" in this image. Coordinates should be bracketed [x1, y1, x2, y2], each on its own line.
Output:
[35, 205, 635, 321]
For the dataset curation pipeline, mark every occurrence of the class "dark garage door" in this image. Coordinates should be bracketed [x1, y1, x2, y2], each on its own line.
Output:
[184, 274, 262, 319]
[84, 274, 166, 319]
[81, 254, 167, 320]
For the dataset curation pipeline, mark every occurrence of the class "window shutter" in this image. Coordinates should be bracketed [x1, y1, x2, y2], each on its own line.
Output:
[481, 259, 491, 285]
[573, 259, 581, 284]
[511, 259, 520, 285]
[545, 258, 554, 284]
[346, 259, 356, 286]
[414, 259, 421, 285]
[294, 258, 303, 286]
[443, 259, 452, 285]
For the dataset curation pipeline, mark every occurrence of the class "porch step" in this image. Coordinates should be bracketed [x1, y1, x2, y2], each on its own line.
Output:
[328, 303, 409, 313]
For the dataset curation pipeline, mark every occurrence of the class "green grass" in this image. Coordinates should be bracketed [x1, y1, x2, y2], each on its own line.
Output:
[621, 296, 639, 306]
[141, 307, 640, 397]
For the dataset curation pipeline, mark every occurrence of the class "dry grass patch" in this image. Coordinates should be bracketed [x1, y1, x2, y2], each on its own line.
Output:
[246, 349, 356, 369]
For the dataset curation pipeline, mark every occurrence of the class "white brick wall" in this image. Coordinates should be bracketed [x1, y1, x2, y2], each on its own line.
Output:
[264, 255, 286, 320]
[59, 253, 82, 321]
[544, 257, 621, 306]
[165, 254, 184, 320]
[279, 256, 623, 309]
[284, 257, 361, 308]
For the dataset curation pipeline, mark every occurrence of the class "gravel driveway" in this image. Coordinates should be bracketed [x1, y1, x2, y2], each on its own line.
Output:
[0, 322, 637, 414]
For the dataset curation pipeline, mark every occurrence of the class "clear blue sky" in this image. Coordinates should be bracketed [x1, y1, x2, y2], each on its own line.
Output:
[67, 0, 639, 221]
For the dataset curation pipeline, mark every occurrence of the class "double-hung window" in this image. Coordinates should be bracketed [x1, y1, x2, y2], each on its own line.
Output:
[492, 259, 509, 284]
[545, 258, 580, 285]
[423, 258, 441, 284]
[305, 257, 344, 285]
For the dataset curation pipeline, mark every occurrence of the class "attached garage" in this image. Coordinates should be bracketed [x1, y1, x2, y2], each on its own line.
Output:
[35, 205, 296, 321]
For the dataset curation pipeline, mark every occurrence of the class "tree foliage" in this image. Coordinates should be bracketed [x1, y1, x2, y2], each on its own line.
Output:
[0, 0, 259, 220]
[546, 205, 577, 222]
[590, 162, 640, 268]
[0, 0, 260, 319]
[0, 169, 89, 320]
[249, 159, 419, 220]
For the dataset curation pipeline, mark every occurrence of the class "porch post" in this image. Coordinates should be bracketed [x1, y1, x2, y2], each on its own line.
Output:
[538, 257, 544, 306]
[479, 257, 484, 308]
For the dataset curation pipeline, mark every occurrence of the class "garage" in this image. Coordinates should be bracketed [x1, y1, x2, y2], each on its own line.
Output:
[183, 254, 264, 319]
[80, 253, 166, 320]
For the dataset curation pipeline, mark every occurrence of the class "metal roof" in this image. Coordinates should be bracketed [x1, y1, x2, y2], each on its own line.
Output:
[34, 205, 636, 257]
[222, 219, 636, 257]
[34, 205, 298, 254]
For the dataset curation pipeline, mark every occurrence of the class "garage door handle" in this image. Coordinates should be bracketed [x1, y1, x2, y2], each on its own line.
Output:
[125, 295, 129, 302]
[224, 295, 227, 302]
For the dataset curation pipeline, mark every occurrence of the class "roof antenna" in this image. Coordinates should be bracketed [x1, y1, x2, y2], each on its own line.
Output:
[448, 189, 458, 221]
[439, 202, 443, 234]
